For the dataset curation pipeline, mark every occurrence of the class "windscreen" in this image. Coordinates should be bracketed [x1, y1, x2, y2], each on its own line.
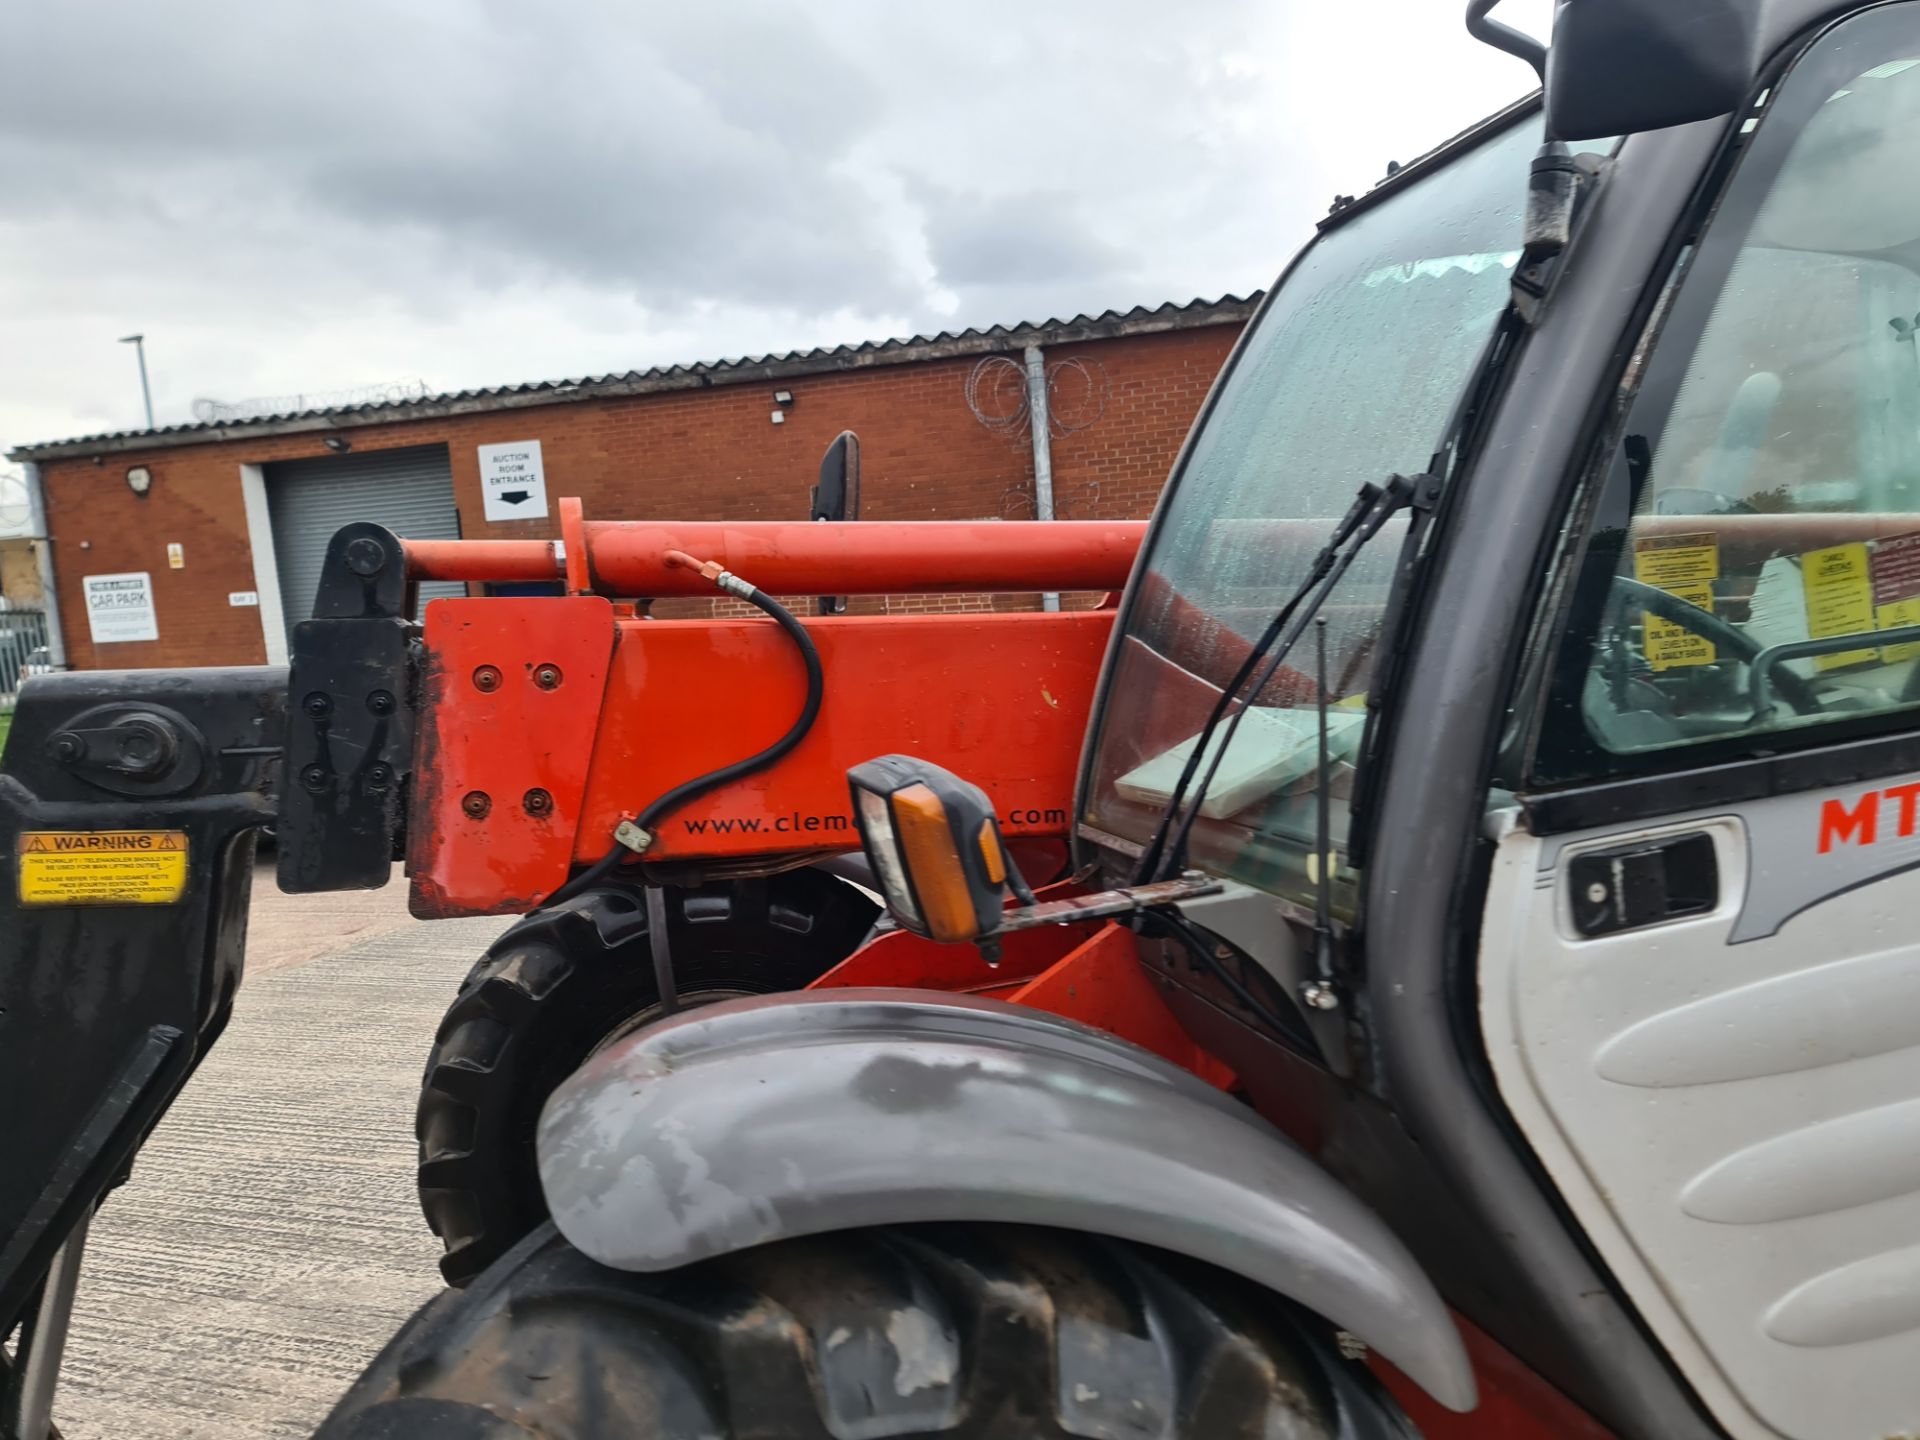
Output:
[1082, 113, 1569, 905]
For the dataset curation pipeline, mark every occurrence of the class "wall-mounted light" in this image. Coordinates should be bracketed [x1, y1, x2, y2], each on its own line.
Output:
[771, 388, 793, 426]
[126, 465, 153, 498]
[773, 390, 794, 405]
[323, 436, 352, 453]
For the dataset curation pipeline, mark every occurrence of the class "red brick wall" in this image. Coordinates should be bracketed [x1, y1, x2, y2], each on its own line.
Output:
[39, 323, 1240, 668]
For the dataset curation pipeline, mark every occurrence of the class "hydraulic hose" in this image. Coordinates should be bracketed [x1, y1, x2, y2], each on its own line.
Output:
[546, 553, 824, 906]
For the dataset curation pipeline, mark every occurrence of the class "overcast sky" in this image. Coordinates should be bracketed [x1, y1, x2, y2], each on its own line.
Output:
[0, 0, 1550, 454]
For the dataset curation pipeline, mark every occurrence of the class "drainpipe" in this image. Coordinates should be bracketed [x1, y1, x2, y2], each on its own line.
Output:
[21, 462, 69, 669]
[1022, 344, 1059, 612]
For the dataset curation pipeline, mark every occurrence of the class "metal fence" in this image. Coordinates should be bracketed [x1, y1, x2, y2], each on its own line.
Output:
[0, 597, 51, 712]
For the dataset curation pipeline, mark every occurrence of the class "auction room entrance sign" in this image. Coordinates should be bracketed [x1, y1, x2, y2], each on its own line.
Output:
[478, 441, 549, 522]
[83, 571, 159, 644]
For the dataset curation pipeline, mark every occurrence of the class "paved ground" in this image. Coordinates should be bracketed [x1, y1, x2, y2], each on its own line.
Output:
[52, 863, 509, 1439]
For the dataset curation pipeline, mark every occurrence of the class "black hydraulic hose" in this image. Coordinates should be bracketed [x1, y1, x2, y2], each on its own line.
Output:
[546, 564, 824, 907]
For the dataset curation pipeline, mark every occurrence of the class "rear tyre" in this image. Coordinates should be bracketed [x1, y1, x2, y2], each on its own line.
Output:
[416, 869, 877, 1285]
[317, 1222, 1413, 1438]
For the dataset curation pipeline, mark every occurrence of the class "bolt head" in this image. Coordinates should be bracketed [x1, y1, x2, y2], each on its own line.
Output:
[366, 690, 396, 715]
[522, 787, 553, 816]
[366, 764, 393, 791]
[303, 692, 332, 718]
[300, 764, 327, 792]
[1585, 881, 1609, 905]
[461, 790, 492, 818]
[472, 665, 502, 693]
[344, 537, 385, 577]
[533, 664, 563, 690]
[51, 734, 84, 764]
[1300, 981, 1341, 1011]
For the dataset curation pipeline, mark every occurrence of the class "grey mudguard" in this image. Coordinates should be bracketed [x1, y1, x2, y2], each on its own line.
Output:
[537, 988, 1476, 1413]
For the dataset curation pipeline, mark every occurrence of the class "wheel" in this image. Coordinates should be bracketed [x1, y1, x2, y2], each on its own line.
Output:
[416, 869, 878, 1285]
[315, 1222, 1416, 1438]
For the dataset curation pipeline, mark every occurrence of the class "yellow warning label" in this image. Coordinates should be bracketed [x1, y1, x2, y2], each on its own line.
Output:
[1802, 543, 1877, 671]
[1634, 532, 1719, 671]
[17, 830, 189, 906]
[1644, 583, 1718, 672]
[1877, 597, 1920, 665]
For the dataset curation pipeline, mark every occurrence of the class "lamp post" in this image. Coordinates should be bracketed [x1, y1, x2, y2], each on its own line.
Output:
[118, 334, 155, 431]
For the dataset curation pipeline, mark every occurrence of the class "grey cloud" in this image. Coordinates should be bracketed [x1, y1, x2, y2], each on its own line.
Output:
[0, 0, 1551, 449]
[1, 1, 918, 316]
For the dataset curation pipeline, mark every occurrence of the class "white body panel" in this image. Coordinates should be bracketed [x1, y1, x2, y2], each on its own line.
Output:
[1480, 782, 1920, 1440]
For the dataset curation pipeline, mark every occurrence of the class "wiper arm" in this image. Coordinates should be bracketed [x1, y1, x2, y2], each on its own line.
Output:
[1133, 471, 1440, 888]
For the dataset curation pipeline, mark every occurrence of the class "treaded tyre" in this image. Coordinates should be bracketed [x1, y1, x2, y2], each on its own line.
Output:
[317, 1222, 1417, 1438]
[417, 870, 877, 1285]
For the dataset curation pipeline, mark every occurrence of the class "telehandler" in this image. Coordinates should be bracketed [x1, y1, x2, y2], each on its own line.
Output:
[7, 2, 1920, 1436]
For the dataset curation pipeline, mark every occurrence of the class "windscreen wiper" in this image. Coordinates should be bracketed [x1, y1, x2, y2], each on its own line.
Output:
[1132, 470, 1441, 891]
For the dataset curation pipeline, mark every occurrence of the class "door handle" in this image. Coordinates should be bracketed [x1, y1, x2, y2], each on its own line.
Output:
[1567, 831, 1718, 938]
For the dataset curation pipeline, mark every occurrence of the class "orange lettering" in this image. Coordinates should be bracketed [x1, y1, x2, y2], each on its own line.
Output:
[1886, 782, 1920, 838]
[1820, 791, 1879, 853]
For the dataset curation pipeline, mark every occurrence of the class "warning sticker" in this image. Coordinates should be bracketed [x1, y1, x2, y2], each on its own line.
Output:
[17, 831, 189, 906]
[1802, 543, 1878, 672]
[1871, 532, 1920, 664]
[1634, 531, 1719, 671]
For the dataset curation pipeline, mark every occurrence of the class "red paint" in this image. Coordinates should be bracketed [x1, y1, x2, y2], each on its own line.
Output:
[1004, 923, 1236, 1088]
[1820, 790, 1881, 851]
[575, 609, 1112, 861]
[1883, 780, 1920, 838]
[809, 920, 1097, 993]
[406, 597, 617, 916]
[1373, 1310, 1618, 1440]
[404, 516, 1146, 596]
[402, 602, 1113, 913]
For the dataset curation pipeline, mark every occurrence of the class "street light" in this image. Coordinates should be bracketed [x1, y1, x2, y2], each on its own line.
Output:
[118, 334, 155, 431]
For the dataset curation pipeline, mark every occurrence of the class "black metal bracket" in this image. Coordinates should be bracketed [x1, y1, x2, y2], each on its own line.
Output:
[277, 524, 420, 893]
[0, 666, 283, 1339]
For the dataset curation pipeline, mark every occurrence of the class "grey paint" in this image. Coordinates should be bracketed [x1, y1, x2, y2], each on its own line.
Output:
[1533, 771, 1920, 943]
[1176, 882, 1346, 1061]
[1362, 115, 1736, 1440]
[537, 988, 1477, 1413]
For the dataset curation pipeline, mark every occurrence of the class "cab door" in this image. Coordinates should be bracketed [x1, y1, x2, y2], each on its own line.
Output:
[1485, 10, 1920, 1440]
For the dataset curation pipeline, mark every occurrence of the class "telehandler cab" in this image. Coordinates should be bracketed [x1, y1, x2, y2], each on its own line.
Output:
[9, 2, 1920, 1436]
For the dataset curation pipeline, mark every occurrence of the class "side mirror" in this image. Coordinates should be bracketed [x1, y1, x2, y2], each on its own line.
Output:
[811, 430, 861, 615]
[810, 430, 861, 524]
[848, 755, 1026, 944]
[1545, 0, 1757, 141]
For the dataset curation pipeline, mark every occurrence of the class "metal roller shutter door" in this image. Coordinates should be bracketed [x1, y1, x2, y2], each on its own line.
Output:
[266, 444, 466, 629]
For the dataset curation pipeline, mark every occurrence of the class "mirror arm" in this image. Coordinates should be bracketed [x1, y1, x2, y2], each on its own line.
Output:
[1466, 0, 1547, 80]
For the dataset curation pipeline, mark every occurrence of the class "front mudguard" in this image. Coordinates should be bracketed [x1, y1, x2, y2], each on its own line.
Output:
[537, 988, 1476, 1413]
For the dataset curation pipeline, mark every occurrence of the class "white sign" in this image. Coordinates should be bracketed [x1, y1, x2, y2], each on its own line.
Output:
[83, 572, 159, 644]
[478, 440, 548, 522]
[228, 591, 259, 607]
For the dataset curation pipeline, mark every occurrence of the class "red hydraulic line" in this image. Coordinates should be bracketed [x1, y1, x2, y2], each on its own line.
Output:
[404, 518, 1146, 596]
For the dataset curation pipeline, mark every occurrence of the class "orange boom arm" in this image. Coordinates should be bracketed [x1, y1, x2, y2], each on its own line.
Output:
[401, 505, 1141, 917]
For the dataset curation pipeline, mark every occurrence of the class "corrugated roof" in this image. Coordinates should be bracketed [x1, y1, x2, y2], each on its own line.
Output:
[9, 293, 1261, 461]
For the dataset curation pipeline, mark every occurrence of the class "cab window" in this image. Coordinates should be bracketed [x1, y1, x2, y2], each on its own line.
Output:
[1536, 12, 1920, 781]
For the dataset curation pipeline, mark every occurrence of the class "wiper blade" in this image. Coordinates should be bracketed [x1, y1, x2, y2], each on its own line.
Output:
[1133, 471, 1440, 888]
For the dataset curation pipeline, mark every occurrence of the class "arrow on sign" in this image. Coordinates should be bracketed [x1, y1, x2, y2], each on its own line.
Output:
[496, 490, 531, 505]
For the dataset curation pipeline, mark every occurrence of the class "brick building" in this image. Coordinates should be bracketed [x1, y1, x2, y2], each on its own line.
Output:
[5, 296, 1254, 670]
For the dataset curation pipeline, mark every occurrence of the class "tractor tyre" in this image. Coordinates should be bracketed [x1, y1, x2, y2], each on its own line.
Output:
[317, 1222, 1413, 1439]
[416, 869, 878, 1286]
